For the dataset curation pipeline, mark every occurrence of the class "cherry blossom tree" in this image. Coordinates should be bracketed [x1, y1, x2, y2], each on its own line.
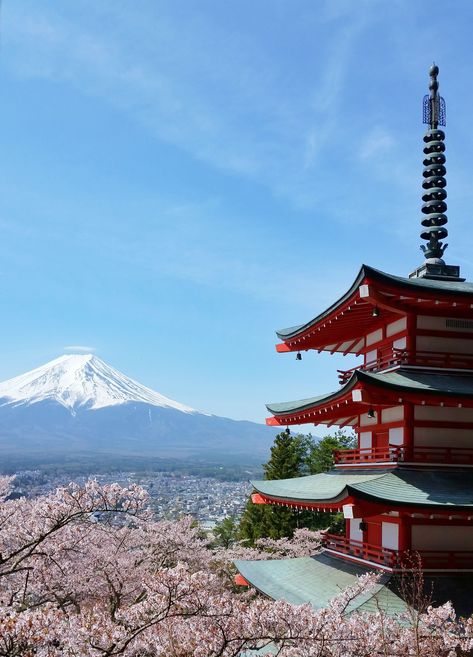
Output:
[0, 476, 471, 657]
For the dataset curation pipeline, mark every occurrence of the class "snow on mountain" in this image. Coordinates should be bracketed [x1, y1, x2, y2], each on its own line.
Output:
[0, 354, 199, 414]
[0, 354, 275, 464]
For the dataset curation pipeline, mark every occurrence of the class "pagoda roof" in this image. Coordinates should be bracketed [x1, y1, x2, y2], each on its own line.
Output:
[234, 552, 407, 615]
[251, 468, 473, 510]
[266, 368, 473, 425]
[235, 553, 473, 617]
[276, 264, 473, 353]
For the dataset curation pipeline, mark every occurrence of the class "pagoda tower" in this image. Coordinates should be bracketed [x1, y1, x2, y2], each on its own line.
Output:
[235, 65, 473, 616]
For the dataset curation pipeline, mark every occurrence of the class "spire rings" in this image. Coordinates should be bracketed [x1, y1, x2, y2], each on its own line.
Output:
[420, 99, 448, 259]
[422, 175, 446, 189]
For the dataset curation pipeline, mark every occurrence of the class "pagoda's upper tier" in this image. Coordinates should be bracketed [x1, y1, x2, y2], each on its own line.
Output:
[276, 265, 473, 354]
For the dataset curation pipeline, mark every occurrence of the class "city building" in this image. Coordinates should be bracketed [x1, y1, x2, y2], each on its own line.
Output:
[235, 65, 473, 615]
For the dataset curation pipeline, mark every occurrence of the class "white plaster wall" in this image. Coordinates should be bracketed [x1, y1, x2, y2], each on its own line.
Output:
[412, 525, 473, 550]
[393, 337, 407, 349]
[359, 432, 372, 449]
[360, 412, 378, 426]
[366, 328, 383, 347]
[414, 427, 473, 448]
[414, 406, 473, 422]
[365, 348, 377, 363]
[382, 406, 404, 423]
[416, 336, 473, 354]
[350, 519, 364, 542]
[389, 427, 404, 445]
[382, 522, 399, 550]
[387, 317, 407, 337]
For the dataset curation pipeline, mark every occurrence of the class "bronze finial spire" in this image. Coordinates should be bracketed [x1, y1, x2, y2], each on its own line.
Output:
[410, 64, 463, 281]
[423, 63, 446, 130]
[421, 64, 448, 261]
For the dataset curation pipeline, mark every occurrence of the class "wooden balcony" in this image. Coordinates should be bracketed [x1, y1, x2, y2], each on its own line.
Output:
[322, 533, 397, 568]
[322, 533, 473, 571]
[337, 348, 473, 384]
[334, 446, 401, 465]
[333, 445, 473, 467]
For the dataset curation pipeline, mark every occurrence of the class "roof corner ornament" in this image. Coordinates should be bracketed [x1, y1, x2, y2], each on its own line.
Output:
[410, 64, 463, 281]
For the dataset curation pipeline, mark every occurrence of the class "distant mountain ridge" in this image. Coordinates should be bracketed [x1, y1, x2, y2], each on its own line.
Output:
[0, 355, 274, 466]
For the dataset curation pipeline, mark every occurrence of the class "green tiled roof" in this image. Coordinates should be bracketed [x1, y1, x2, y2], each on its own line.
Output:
[234, 553, 408, 616]
[252, 471, 383, 503]
[358, 369, 473, 396]
[266, 368, 473, 415]
[353, 469, 473, 507]
[252, 468, 473, 509]
[266, 386, 352, 415]
[235, 554, 473, 620]
[277, 264, 473, 340]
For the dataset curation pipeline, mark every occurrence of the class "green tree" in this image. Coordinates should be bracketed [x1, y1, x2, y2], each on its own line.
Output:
[239, 430, 311, 544]
[263, 431, 309, 480]
[306, 429, 356, 535]
[212, 516, 239, 548]
[307, 429, 356, 474]
[237, 497, 272, 545]
[239, 429, 357, 544]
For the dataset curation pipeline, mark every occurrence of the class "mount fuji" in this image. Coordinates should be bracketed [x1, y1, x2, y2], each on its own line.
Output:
[0, 355, 275, 466]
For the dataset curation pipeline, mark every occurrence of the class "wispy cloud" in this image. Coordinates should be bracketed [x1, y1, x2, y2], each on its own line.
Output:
[359, 127, 396, 161]
[3, 1, 372, 210]
[64, 345, 96, 354]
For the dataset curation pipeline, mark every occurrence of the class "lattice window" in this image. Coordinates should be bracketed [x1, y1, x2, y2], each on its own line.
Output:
[445, 319, 473, 330]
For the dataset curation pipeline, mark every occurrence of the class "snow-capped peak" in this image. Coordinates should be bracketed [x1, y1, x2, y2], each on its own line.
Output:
[0, 354, 199, 413]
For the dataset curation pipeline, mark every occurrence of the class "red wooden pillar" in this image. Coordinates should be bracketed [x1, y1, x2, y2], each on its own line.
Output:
[405, 312, 416, 357]
[403, 402, 414, 454]
[398, 515, 411, 552]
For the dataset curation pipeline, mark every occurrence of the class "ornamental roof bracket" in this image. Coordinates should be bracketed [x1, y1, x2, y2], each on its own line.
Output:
[410, 64, 464, 282]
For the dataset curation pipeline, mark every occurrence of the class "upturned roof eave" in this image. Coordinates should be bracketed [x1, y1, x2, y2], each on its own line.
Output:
[276, 263, 473, 342]
[265, 372, 358, 416]
[276, 265, 368, 340]
[250, 470, 385, 507]
[250, 484, 351, 507]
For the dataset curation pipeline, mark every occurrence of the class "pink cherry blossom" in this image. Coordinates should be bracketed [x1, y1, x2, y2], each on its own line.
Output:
[0, 480, 470, 656]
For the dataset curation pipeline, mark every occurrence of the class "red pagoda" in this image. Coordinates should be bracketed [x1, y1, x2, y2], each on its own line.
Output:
[235, 65, 473, 615]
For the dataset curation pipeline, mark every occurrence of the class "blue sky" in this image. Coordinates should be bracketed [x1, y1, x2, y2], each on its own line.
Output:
[0, 0, 473, 424]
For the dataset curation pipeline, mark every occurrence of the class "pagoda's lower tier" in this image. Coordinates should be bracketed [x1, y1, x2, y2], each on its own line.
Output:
[250, 468, 473, 573]
[234, 552, 473, 617]
[250, 467, 473, 513]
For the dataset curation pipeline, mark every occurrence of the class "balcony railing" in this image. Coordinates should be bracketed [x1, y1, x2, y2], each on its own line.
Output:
[322, 533, 397, 567]
[322, 533, 473, 570]
[333, 445, 473, 466]
[337, 348, 473, 384]
[334, 446, 401, 465]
